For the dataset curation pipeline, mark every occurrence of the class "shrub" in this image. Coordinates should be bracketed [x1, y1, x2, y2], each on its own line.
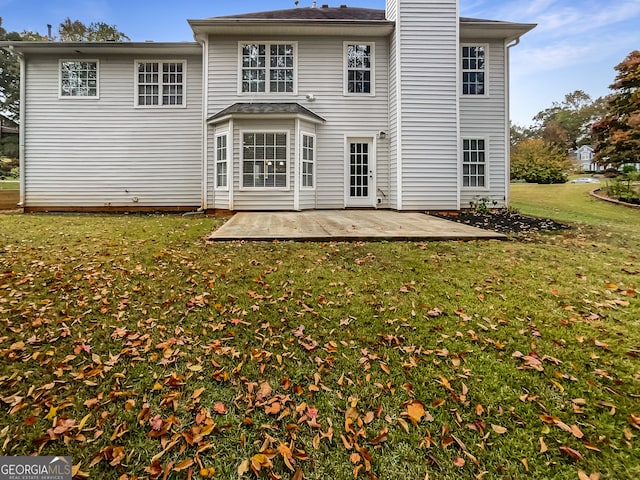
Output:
[510, 139, 572, 184]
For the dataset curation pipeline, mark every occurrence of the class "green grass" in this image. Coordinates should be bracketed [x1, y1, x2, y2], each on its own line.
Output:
[0, 199, 639, 479]
[0, 180, 19, 190]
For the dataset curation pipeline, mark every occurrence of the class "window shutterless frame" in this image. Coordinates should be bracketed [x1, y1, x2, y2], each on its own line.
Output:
[214, 131, 230, 190]
[239, 130, 290, 191]
[343, 42, 375, 96]
[461, 44, 488, 96]
[300, 132, 316, 190]
[461, 137, 489, 189]
[237, 42, 298, 96]
[134, 60, 187, 108]
[59, 59, 99, 99]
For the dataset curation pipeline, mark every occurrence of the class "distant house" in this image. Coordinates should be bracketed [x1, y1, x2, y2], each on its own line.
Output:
[574, 145, 599, 172]
[0, 114, 19, 139]
[1, 1, 534, 212]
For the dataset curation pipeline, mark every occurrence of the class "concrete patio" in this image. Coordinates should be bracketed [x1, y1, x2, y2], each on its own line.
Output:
[207, 210, 506, 242]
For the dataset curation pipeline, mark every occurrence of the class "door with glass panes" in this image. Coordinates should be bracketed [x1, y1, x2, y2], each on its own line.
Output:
[345, 138, 375, 207]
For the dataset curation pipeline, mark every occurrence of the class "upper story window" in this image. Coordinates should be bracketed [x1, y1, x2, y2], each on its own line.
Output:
[345, 43, 374, 95]
[60, 60, 98, 98]
[136, 61, 186, 107]
[240, 43, 296, 94]
[462, 45, 486, 95]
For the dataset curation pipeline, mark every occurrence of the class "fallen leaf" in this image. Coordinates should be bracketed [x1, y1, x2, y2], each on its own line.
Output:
[213, 402, 227, 414]
[406, 400, 426, 425]
[491, 424, 507, 434]
[173, 457, 193, 471]
[539, 437, 548, 453]
[237, 459, 249, 476]
[278, 442, 295, 471]
[570, 424, 584, 439]
[199, 467, 215, 478]
[192, 387, 205, 400]
[559, 445, 583, 461]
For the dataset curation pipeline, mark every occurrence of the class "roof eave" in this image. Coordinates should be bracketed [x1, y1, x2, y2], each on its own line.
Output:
[188, 19, 395, 37]
[0, 41, 201, 56]
[460, 22, 536, 42]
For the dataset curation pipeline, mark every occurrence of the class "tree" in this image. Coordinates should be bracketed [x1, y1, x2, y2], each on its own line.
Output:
[59, 18, 130, 42]
[533, 90, 607, 150]
[0, 17, 22, 120]
[510, 139, 573, 184]
[510, 123, 536, 147]
[593, 50, 640, 169]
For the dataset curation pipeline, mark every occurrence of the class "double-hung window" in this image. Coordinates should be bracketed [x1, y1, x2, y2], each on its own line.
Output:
[345, 43, 374, 95]
[60, 60, 98, 98]
[462, 45, 486, 95]
[240, 43, 296, 94]
[242, 132, 288, 188]
[301, 133, 315, 189]
[215, 133, 229, 189]
[136, 61, 185, 106]
[462, 139, 486, 187]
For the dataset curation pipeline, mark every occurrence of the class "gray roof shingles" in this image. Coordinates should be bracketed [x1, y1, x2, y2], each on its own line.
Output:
[208, 103, 325, 123]
[214, 6, 386, 21]
[207, 6, 509, 25]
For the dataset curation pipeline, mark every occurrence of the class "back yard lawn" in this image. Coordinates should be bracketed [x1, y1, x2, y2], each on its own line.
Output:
[0, 189, 639, 480]
[0, 181, 19, 190]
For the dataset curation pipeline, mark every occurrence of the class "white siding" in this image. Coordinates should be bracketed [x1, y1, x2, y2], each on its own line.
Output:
[392, 0, 460, 210]
[23, 54, 203, 209]
[206, 35, 390, 211]
[460, 39, 507, 208]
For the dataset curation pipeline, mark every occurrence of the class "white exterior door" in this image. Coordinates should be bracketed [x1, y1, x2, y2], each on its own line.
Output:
[345, 138, 375, 207]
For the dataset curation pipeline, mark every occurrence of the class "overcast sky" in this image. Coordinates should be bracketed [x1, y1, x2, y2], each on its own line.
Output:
[2, 0, 639, 126]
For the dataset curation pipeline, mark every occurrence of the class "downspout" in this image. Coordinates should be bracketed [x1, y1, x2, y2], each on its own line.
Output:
[504, 37, 521, 208]
[9, 46, 26, 207]
[455, 0, 461, 211]
[195, 35, 209, 210]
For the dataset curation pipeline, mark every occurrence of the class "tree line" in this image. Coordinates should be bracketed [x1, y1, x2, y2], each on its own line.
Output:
[511, 50, 640, 183]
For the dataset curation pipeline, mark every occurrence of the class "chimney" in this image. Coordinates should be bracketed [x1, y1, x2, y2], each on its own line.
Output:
[47, 24, 52, 41]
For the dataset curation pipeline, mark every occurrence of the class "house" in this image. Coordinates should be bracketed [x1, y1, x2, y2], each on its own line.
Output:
[574, 145, 599, 172]
[1, 1, 534, 212]
[0, 114, 19, 138]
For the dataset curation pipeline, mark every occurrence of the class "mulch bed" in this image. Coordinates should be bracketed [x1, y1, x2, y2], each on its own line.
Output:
[433, 210, 570, 234]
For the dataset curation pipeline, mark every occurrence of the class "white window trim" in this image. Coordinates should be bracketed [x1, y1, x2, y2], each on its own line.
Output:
[214, 130, 230, 191]
[58, 59, 99, 100]
[461, 137, 490, 190]
[237, 42, 298, 96]
[239, 129, 290, 191]
[134, 59, 187, 108]
[300, 131, 316, 191]
[343, 42, 375, 97]
[461, 43, 489, 97]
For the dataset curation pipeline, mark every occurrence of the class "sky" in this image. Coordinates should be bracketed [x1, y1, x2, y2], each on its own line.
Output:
[1, 0, 639, 126]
